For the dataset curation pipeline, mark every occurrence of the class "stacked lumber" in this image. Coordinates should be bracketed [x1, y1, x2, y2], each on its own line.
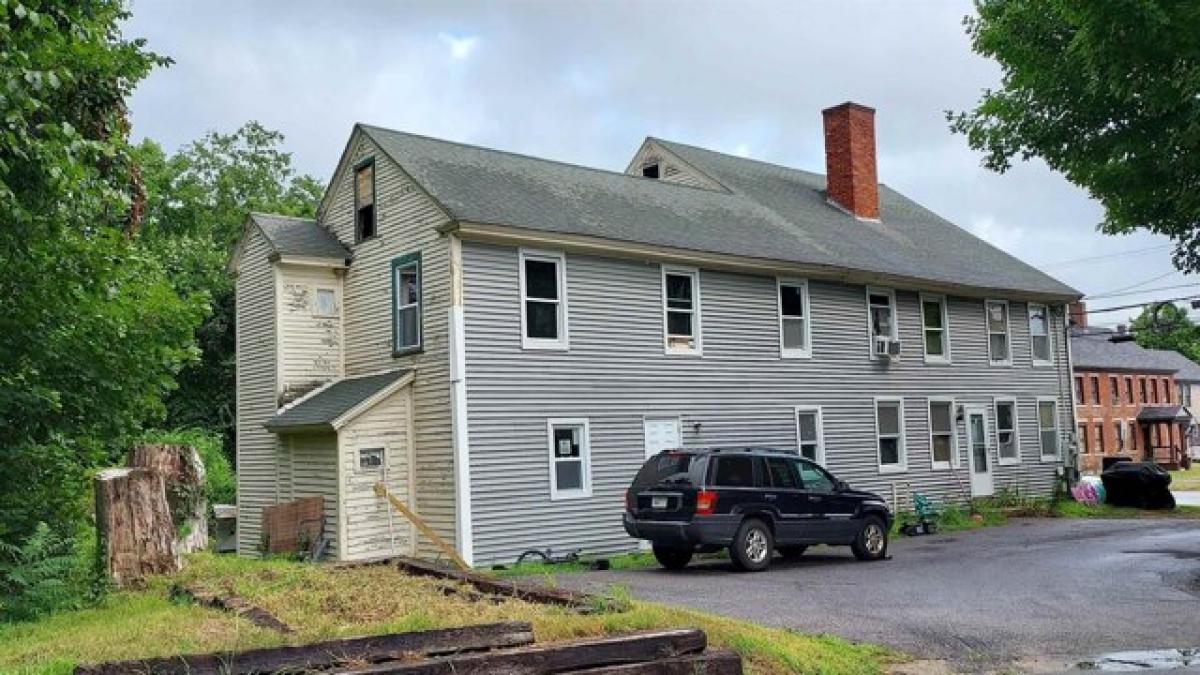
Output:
[74, 622, 742, 674]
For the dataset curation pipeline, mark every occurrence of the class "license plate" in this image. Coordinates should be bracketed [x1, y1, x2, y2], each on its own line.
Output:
[651, 496, 668, 509]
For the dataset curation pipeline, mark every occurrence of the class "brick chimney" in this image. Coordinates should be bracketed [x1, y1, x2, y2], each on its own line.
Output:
[822, 102, 879, 220]
[1068, 301, 1087, 328]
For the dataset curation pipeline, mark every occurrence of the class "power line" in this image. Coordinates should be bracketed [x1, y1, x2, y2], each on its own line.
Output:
[1086, 270, 1182, 299]
[1084, 282, 1200, 301]
[1036, 244, 1172, 268]
[1084, 293, 1200, 314]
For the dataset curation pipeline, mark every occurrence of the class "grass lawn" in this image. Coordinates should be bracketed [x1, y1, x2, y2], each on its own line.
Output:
[1052, 500, 1200, 519]
[0, 553, 895, 675]
[1170, 465, 1200, 491]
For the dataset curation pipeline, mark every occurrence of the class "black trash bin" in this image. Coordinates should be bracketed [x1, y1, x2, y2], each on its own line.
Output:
[1100, 462, 1175, 509]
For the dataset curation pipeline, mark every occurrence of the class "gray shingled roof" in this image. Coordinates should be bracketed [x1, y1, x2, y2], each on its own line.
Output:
[251, 213, 350, 260]
[1070, 329, 1181, 373]
[264, 370, 410, 432]
[359, 125, 1079, 299]
[1136, 405, 1189, 422]
[1147, 348, 1200, 383]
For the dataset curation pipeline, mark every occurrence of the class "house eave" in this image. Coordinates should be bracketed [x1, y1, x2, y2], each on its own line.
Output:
[440, 219, 1083, 304]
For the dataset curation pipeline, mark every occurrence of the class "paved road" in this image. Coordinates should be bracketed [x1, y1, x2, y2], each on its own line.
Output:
[1176, 490, 1200, 507]
[559, 519, 1200, 670]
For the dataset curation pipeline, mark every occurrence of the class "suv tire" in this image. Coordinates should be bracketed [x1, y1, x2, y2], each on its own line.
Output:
[652, 544, 694, 570]
[730, 518, 774, 572]
[851, 515, 888, 561]
[778, 545, 807, 561]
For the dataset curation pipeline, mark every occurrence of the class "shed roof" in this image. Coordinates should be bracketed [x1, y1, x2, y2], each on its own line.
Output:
[357, 125, 1079, 300]
[251, 212, 350, 260]
[1069, 329, 1181, 373]
[1136, 405, 1190, 422]
[265, 369, 411, 432]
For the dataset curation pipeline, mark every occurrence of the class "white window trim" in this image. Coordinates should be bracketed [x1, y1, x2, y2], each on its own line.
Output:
[874, 396, 907, 473]
[793, 405, 825, 465]
[518, 248, 569, 351]
[1036, 396, 1061, 462]
[927, 397, 958, 471]
[355, 442, 387, 474]
[1027, 302, 1053, 367]
[661, 265, 702, 356]
[777, 278, 812, 359]
[865, 286, 898, 361]
[919, 293, 951, 364]
[312, 286, 339, 318]
[993, 396, 1021, 466]
[547, 417, 591, 500]
[985, 299, 1012, 366]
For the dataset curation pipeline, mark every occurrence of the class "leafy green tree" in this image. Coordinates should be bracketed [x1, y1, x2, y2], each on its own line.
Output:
[0, 1, 204, 544]
[1131, 303, 1200, 362]
[950, 1, 1200, 270]
[136, 123, 324, 460]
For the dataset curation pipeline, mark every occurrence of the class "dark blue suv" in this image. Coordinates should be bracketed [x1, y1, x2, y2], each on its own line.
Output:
[624, 447, 893, 571]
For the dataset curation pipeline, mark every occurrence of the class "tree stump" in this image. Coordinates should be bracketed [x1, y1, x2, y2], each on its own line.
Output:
[95, 468, 180, 587]
[129, 443, 207, 555]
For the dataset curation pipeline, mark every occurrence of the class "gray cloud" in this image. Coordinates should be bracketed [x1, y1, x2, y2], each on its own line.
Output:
[125, 0, 1189, 325]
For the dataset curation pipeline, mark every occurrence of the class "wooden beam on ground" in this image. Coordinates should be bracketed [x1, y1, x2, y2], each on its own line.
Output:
[73, 621, 534, 675]
[570, 650, 744, 674]
[171, 583, 293, 634]
[395, 557, 595, 610]
[337, 628, 707, 674]
[375, 482, 469, 570]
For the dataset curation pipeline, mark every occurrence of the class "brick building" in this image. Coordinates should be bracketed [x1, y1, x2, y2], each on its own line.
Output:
[1070, 323, 1190, 473]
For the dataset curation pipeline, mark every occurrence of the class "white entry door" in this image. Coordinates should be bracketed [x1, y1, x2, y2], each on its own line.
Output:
[966, 407, 995, 497]
[643, 416, 682, 458]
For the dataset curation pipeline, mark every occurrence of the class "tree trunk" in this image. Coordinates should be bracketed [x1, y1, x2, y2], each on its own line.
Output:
[129, 443, 207, 555]
[94, 468, 179, 587]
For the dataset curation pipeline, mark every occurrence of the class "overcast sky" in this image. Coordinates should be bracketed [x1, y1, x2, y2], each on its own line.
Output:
[125, 0, 1192, 326]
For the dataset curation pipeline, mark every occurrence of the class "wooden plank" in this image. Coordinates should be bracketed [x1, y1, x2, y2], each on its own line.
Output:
[570, 650, 744, 674]
[374, 482, 469, 569]
[73, 621, 534, 675]
[338, 628, 707, 674]
[395, 557, 594, 609]
[171, 584, 293, 634]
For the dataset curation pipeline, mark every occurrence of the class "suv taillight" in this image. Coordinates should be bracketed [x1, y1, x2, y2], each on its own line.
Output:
[624, 489, 633, 512]
[696, 489, 718, 515]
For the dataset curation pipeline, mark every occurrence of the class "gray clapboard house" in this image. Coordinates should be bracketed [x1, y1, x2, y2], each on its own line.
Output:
[230, 102, 1081, 565]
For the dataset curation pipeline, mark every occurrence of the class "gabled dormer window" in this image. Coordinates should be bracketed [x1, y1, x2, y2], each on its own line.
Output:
[355, 158, 377, 242]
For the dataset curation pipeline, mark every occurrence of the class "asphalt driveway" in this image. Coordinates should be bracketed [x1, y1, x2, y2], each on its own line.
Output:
[559, 518, 1200, 669]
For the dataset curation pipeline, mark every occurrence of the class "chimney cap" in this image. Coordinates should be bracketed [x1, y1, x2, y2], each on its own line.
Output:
[822, 101, 876, 116]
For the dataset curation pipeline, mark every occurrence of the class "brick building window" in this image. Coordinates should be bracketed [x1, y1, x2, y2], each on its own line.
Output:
[1090, 375, 1101, 405]
[1078, 424, 1089, 454]
[1075, 376, 1084, 403]
[1139, 378, 1148, 403]
[1125, 376, 1134, 404]
[1109, 376, 1119, 405]
[1162, 378, 1172, 403]
[1115, 421, 1125, 451]
[1094, 424, 1104, 454]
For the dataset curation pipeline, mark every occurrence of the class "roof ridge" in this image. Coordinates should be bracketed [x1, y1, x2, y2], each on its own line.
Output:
[650, 136, 828, 181]
[250, 212, 316, 222]
[357, 124, 728, 195]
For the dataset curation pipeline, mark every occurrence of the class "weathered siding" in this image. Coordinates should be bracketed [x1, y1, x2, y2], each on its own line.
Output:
[277, 263, 343, 402]
[461, 242, 1072, 564]
[626, 140, 725, 190]
[235, 228, 278, 555]
[339, 387, 416, 560]
[323, 132, 457, 557]
[287, 432, 340, 559]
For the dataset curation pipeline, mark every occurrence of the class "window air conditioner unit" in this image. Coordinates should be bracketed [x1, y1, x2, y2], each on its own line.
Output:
[874, 336, 901, 359]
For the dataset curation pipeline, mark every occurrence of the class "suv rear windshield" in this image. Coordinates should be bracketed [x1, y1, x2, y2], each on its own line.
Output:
[633, 453, 694, 488]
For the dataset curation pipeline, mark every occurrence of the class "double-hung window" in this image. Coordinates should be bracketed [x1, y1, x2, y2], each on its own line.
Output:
[778, 279, 811, 358]
[866, 287, 897, 359]
[1028, 303, 1052, 365]
[354, 158, 377, 242]
[875, 398, 907, 472]
[794, 406, 824, 463]
[985, 300, 1011, 365]
[920, 294, 950, 363]
[1094, 424, 1105, 454]
[995, 398, 1019, 464]
[663, 267, 701, 355]
[1116, 420, 1126, 450]
[313, 287, 338, 318]
[391, 253, 421, 354]
[1090, 375, 1101, 405]
[1078, 424, 1090, 454]
[1125, 376, 1134, 404]
[547, 418, 590, 499]
[519, 249, 568, 350]
[1037, 398, 1060, 461]
[928, 399, 956, 470]
[1109, 376, 1120, 405]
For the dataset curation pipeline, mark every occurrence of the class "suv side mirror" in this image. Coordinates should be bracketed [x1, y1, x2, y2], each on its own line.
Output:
[834, 480, 849, 492]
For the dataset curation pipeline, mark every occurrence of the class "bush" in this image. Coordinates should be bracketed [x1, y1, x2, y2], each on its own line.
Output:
[140, 428, 236, 506]
[0, 523, 102, 622]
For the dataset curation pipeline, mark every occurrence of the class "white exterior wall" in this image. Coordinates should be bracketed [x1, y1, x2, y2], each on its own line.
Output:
[276, 263, 344, 402]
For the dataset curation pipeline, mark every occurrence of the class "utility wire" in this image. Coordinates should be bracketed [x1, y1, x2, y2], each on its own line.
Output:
[1036, 243, 1171, 268]
[1084, 282, 1200, 301]
[1084, 293, 1200, 314]
[1086, 270, 1182, 299]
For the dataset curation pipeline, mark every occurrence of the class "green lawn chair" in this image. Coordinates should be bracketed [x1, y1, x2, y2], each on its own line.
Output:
[902, 492, 941, 535]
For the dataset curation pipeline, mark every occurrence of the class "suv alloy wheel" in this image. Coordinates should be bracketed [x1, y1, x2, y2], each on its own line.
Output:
[730, 518, 774, 572]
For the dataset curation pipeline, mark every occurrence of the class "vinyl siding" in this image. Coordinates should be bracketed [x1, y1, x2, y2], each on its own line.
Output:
[461, 242, 1071, 564]
[627, 140, 725, 190]
[339, 386, 416, 560]
[235, 228, 278, 555]
[323, 131, 457, 557]
[277, 264, 343, 402]
[287, 432, 339, 559]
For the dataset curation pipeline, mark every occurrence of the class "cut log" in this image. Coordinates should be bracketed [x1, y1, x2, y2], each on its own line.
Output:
[570, 650, 744, 674]
[395, 557, 594, 609]
[339, 628, 707, 674]
[73, 621, 535, 675]
[129, 443, 207, 555]
[94, 468, 179, 587]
